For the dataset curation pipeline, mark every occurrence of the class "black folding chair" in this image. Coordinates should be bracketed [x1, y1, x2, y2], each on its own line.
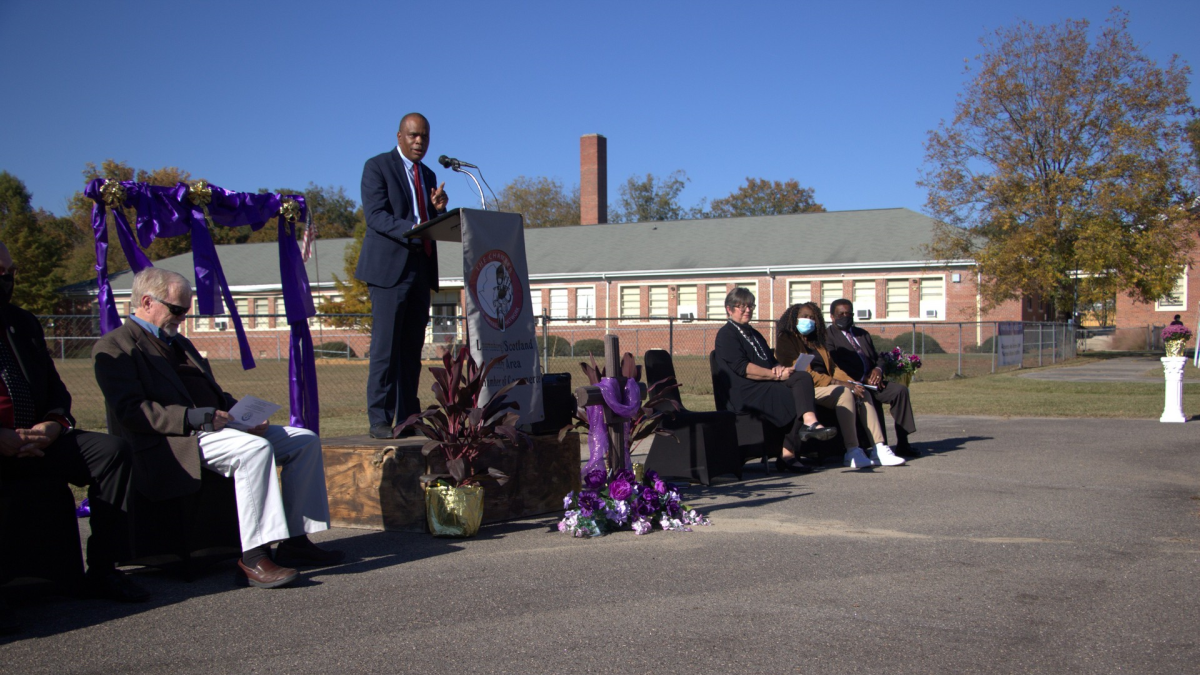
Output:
[642, 350, 744, 485]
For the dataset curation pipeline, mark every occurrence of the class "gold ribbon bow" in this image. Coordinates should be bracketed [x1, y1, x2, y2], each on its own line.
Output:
[186, 180, 216, 230]
[279, 198, 301, 223]
[100, 179, 127, 208]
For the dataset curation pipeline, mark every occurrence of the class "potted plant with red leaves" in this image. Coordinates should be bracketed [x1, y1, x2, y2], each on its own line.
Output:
[396, 345, 529, 536]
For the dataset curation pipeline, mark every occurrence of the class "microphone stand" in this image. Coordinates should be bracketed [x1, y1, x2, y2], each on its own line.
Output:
[452, 165, 487, 210]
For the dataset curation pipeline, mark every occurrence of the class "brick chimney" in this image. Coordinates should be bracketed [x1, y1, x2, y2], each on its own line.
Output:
[580, 134, 607, 225]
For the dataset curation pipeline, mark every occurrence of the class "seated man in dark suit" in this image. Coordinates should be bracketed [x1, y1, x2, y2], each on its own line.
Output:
[0, 242, 147, 625]
[825, 298, 919, 459]
[93, 268, 342, 590]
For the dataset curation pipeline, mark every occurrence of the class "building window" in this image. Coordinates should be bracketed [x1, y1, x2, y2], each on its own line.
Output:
[620, 286, 640, 319]
[1156, 270, 1187, 311]
[310, 294, 344, 329]
[549, 288, 569, 319]
[676, 285, 697, 319]
[576, 287, 595, 321]
[919, 277, 945, 320]
[852, 281, 874, 319]
[820, 281, 843, 315]
[252, 298, 269, 329]
[430, 290, 460, 344]
[235, 299, 250, 325]
[531, 289, 543, 319]
[885, 280, 908, 318]
[788, 281, 812, 307]
[705, 284, 727, 319]
[647, 285, 668, 319]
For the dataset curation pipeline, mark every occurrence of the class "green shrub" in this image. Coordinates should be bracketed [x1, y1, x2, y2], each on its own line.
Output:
[572, 338, 605, 357]
[887, 332, 945, 355]
[536, 335, 572, 357]
[314, 341, 356, 358]
[867, 335, 895, 354]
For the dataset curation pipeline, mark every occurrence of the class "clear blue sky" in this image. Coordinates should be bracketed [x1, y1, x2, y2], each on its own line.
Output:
[2, 0, 1197, 218]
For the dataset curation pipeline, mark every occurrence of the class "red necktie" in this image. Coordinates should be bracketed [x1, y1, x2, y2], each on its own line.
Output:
[411, 162, 432, 255]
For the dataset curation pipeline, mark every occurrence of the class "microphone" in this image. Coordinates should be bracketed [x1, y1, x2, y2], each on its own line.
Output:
[437, 155, 477, 170]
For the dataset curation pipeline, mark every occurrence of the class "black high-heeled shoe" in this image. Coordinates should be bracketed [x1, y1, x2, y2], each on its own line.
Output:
[796, 424, 837, 442]
[775, 456, 815, 474]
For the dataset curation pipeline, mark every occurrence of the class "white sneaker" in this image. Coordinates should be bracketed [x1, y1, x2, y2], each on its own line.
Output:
[844, 447, 873, 469]
[871, 443, 906, 467]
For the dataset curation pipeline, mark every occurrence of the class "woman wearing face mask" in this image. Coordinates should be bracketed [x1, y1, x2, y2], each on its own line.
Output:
[713, 288, 837, 473]
[776, 302, 905, 468]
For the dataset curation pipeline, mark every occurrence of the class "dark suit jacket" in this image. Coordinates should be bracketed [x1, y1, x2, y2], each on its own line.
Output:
[825, 325, 887, 382]
[356, 148, 441, 291]
[0, 304, 75, 428]
[92, 321, 236, 501]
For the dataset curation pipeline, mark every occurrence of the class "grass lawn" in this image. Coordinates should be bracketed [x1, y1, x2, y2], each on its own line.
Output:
[911, 373, 1200, 418]
[52, 354, 1200, 440]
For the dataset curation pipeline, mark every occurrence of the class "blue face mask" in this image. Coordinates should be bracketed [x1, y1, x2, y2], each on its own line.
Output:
[796, 318, 816, 335]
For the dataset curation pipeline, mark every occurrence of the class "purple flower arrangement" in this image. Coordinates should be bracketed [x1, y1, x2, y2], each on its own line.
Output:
[558, 468, 712, 538]
[881, 346, 923, 377]
[1162, 324, 1193, 344]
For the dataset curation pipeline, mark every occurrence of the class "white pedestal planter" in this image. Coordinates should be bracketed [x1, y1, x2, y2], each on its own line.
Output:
[1159, 356, 1187, 423]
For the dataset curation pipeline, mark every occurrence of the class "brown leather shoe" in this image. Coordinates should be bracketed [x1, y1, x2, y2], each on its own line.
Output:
[237, 558, 299, 589]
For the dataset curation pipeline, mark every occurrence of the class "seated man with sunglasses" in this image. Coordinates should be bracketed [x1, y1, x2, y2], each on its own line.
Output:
[93, 268, 342, 590]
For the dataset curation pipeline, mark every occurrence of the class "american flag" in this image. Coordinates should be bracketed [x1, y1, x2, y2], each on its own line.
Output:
[301, 208, 316, 262]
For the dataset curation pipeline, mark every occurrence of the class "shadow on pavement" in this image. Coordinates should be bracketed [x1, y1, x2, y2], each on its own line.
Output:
[0, 528, 469, 642]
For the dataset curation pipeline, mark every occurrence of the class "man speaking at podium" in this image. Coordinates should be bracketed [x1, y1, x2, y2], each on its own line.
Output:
[358, 113, 449, 438]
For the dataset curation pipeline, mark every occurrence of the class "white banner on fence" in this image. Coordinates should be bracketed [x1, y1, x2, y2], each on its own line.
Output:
[997, 321, 1024, 367]
[460, 209, 544, 425]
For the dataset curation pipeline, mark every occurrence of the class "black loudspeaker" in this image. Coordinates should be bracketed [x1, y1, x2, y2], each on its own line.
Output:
[530, 372, 573, 436]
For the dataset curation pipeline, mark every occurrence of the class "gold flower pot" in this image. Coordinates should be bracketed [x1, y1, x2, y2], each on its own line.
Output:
[425, 484, 484, 537]
[1165, 340, 1186, 358]
[888, 372, 913, 388]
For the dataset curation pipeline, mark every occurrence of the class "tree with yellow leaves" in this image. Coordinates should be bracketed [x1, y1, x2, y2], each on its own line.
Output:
[921, 11, 1198, 320]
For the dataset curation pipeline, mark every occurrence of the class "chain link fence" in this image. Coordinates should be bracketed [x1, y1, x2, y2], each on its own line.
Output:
[38, 313, 1109, 436]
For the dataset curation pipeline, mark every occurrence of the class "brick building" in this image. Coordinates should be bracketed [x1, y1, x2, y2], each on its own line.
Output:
[62, 206, 1030, 360]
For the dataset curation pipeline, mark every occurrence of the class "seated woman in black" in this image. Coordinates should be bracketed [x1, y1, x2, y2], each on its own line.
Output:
[713, 287, 836, 472]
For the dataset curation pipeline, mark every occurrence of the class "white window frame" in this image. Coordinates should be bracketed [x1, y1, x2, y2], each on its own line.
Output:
[646, 285, 670, 323]
[819, 279, 845, 316]
[788, 280, 812, 307]
[575, 286, 596, 325]
[852, 280, 875, 321]
[618, 284, 641, 322]
[1156, 269, 1188, 311]
[885, 279, 909, 320]
[704, 283, 729, 319]
[676, 284, 698, 321]
[918, 276, 946, 321]
[250, 297, 271, 330]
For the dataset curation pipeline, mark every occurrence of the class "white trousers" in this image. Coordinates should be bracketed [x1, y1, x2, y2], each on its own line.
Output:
[198, 425, 331, 551]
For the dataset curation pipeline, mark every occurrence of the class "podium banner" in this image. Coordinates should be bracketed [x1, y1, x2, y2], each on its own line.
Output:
[459, 209, 544, 424]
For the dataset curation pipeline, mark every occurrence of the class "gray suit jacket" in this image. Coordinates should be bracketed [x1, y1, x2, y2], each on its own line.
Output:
[92, 321, 235, 501]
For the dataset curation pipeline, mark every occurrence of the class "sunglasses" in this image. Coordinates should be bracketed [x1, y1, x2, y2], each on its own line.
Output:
[153, 296, 189, 317]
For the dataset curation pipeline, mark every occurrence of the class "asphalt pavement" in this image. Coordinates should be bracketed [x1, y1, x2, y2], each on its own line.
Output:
[2, 412, 1198, 674]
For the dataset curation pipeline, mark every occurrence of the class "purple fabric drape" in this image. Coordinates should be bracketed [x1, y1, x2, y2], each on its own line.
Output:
[582, 377, 642, 479]
[85, 179, 153, 335]
[582, 405, 608, 477]
[276, 206, 319, 432]
[94, 180, 321, 429]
